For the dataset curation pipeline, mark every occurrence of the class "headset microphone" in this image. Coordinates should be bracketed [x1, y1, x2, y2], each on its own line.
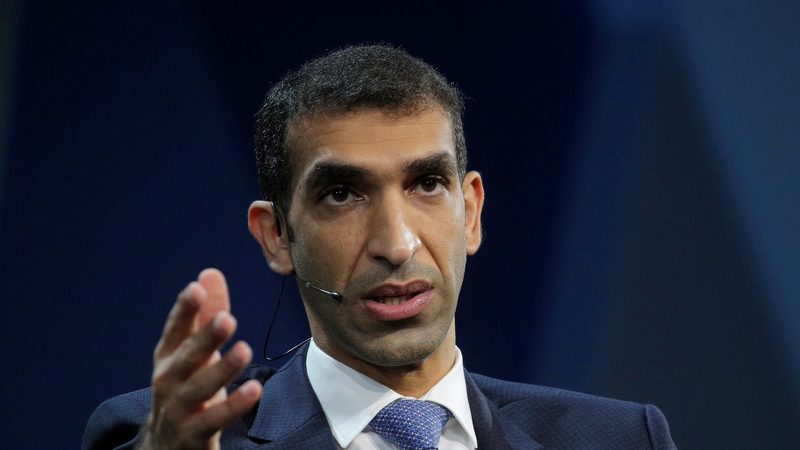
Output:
[263, 204, 342, 359]
[294, 274, 343, 301]
[262, 274, 343, 361]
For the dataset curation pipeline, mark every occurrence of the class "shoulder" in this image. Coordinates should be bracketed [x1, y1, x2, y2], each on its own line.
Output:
[82, 387, 150, 450]
[81, 365, 278, 450]
[469, 373, 676, 449]
[471, 371, 643, 413]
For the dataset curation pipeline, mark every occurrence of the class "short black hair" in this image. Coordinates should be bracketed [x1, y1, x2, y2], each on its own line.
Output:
[254, 44, 466, 218]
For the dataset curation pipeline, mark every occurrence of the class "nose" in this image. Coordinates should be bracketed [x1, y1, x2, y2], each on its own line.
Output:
[366, 192, 421, 267]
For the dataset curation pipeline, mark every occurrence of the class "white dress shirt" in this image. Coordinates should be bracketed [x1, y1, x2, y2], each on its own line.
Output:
[306, 339, 478, 449]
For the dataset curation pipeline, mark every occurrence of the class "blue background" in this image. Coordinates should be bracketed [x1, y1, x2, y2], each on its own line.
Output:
[1, 1, 799, 448]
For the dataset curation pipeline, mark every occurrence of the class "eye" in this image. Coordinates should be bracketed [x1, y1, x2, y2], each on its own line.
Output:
[321, 185, 363, 206]
[412, 175, 448, 196]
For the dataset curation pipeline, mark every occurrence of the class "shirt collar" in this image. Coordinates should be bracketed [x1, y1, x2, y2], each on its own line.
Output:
[306, 339, 477, 448]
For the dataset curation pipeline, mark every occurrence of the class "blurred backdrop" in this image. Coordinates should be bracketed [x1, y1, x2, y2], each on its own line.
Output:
[1, 1, 799, 448]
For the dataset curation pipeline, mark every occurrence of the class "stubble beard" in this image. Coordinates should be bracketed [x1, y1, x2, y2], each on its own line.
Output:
[338, 313, 455, 368]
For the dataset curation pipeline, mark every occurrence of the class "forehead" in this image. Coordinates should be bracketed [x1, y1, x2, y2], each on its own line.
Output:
[286, 107, 456, 182]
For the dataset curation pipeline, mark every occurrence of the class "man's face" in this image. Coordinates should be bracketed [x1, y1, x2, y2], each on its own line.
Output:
[282, 106, 483, 370]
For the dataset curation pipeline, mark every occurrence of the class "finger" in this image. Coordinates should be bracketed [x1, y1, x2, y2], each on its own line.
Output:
[184, 379, 262, 440]
[174, 341, 253, 414]
[159, 310, 238, 385]
[154, 281, 206, 360]
[195, 268, 230, 328]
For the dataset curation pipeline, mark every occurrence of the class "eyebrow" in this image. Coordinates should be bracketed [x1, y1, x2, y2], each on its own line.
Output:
[304, 163, 369, 192]
[303, 150, 457, 191]
[403, 151, 457, 176]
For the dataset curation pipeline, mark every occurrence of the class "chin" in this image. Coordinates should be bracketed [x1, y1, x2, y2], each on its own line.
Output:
[352, 331, 445, 368]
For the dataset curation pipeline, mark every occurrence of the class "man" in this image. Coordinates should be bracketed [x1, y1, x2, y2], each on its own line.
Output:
[84, 45, 676, 449]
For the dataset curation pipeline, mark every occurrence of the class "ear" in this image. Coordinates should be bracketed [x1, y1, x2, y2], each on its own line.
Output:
[248, 201, 294, 275]
[462, 171, 485, 255]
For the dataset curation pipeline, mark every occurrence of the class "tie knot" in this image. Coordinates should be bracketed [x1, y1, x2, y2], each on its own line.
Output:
[369, 399, 450, 450]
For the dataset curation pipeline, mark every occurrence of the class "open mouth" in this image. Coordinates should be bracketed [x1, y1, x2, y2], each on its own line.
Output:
[360, 281, 434, 320]
[362, 280, 432, 303]
[371, 293, 419, 305]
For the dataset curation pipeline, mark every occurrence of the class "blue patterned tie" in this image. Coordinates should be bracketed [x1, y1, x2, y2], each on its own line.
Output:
[369, 399, 450, 450]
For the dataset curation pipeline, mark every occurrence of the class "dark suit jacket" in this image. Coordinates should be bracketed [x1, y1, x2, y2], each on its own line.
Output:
[83, 346, 676, 449]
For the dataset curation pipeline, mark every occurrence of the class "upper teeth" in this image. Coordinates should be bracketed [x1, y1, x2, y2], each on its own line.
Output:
[377, 295, 407, 305]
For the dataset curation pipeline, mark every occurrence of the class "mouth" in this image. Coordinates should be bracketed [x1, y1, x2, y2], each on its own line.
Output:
[362, 280, 433, 302]
[360, 280, 434, 321]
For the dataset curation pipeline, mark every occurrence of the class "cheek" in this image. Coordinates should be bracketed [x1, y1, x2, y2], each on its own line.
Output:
[425, 204, 468, 282]
[444, 233, 468, 286]
[291, 217, 365, 280]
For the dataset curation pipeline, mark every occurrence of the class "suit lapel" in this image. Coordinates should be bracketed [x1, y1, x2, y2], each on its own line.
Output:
[246, 347, 338, 449]
[465, 370, 543, 450]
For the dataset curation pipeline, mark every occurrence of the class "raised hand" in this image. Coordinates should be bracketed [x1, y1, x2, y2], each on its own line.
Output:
[138, 268, 262, 450]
